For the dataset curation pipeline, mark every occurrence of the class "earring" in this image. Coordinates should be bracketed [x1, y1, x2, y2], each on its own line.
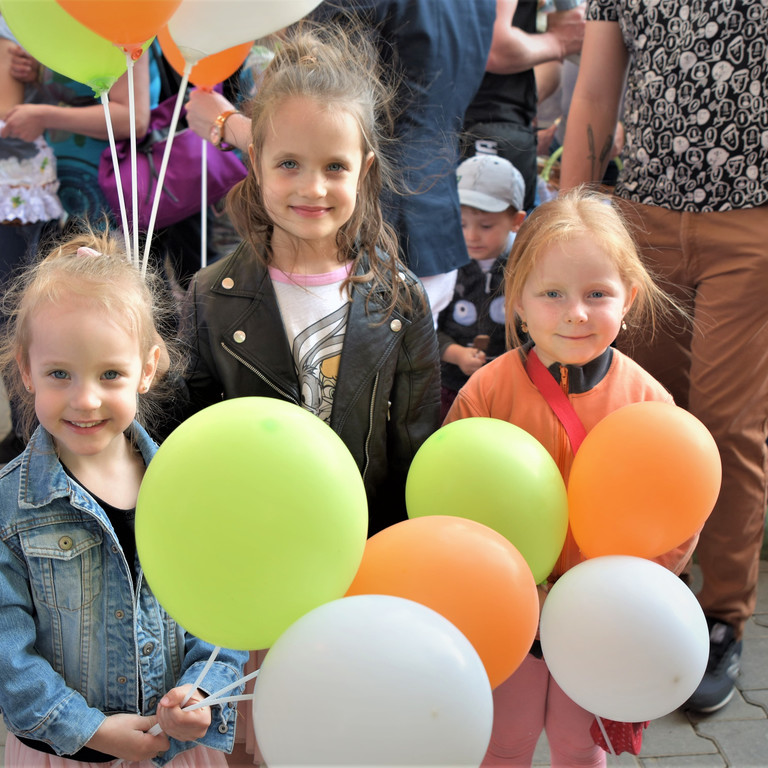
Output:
[621, 320, 628, 331]
[25, 385, 32, 392]
[520, 321, 528, 334]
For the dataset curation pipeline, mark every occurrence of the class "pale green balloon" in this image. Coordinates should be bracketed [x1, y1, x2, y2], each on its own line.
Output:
[136, 398, 369, 650]
[0, 0, 149, 95]
[406, 418, 569, 584]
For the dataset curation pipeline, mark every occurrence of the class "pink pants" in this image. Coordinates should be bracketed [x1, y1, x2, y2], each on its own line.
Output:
[616, 201, 768, 638]
[481, 654, 606, 767]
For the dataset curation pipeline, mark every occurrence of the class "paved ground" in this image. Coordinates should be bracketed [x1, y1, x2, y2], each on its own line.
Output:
[1, 386, 767, 766]
[529, 562, 768, 768]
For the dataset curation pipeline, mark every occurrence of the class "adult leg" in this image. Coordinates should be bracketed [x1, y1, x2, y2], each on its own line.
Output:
[612, 201, 694, 409]
[684, 205, 768, 634]
[617, 201, 768, 712]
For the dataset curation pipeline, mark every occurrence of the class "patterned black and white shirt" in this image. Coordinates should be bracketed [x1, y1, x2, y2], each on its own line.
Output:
[588, 0, 768, 212]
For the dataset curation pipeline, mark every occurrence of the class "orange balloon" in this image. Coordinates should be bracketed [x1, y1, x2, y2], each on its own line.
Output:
[56, 0, 182, 49]
[346, 516, 539, 689]
[158, 26, 253, 89]
[568, 402, 721, 559]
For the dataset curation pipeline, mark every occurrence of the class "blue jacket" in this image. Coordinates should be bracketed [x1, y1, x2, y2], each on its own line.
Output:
[313, 0, 497, 277]
[0, 423, 248, 765]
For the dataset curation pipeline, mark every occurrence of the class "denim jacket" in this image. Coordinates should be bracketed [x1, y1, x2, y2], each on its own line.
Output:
[0, 423, 248, 765]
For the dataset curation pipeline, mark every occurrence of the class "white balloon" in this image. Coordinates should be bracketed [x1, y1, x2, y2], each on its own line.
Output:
[168, 0, 323, 63]
[540, 556, 709, 722]
[253, 595, 493, 767]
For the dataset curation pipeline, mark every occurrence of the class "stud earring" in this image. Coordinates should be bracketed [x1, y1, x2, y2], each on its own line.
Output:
[520, 321, 529, 334]
[25, 384, 32, 392]
[621, 320, 628, 331]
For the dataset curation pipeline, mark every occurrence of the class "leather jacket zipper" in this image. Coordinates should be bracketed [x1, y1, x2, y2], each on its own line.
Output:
[223, 341, 374, 483]
[221, 342, 300, 404]
[362, 373, 379, 481]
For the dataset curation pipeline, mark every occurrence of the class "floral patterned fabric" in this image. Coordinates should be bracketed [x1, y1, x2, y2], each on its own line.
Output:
[0, 121, 63, 224]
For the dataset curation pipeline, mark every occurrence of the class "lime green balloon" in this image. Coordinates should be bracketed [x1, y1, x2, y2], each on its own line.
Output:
[136, 398, 369, 650]
[406, 418, 568, 584]
[0, 0, 149, 95]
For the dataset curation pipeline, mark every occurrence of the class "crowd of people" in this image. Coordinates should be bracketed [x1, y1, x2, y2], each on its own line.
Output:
[0, 1, 765, 766]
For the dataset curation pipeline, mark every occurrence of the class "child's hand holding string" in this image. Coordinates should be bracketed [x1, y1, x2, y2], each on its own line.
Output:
[157, 684, 213, 742]
[85, 712, 169, 762]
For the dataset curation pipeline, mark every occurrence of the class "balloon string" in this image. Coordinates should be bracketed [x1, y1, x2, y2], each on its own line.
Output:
[595, 716, 617, 757]
[189, 667, 261, 708]
[111, 646, 221, 767]
[141, 62, 193, 279]
[201, 138, 208, 269]
[123, 51, 139, 268]
[182, 667, 261, 711]
[100, 92, 131, 264]
[185, 692, 253, 711]
[184, 645, 223, 705]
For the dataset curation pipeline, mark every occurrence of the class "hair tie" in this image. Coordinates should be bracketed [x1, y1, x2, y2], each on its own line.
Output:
[77, 247, 102, 258]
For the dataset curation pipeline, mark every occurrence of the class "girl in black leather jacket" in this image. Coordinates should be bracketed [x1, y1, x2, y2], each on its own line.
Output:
[178, 24, 440, 535]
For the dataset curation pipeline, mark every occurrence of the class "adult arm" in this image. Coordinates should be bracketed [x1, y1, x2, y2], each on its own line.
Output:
[8, 44, 39, 83]
[185, 88, 251, 154]
[486, 0, 585, 74]
[0, 40, 23, 118]
[559, 19, 628, 189]
[0, 53, 150, 143]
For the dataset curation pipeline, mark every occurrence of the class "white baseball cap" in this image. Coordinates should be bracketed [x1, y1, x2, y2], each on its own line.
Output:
[457, 154, 525, 213]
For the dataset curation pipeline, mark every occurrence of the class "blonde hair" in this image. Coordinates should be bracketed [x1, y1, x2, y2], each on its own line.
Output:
[0, 227, 184, 440]
[505, 187, 686, 350]
[227, 22, 420, 318]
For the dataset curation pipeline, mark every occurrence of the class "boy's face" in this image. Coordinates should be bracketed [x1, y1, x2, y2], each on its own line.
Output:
[461, 206, 525, 262]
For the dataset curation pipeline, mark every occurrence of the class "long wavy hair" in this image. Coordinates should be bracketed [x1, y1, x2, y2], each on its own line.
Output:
[227, 22, 421, 319]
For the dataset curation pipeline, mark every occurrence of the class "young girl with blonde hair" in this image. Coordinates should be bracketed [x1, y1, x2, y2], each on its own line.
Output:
[445, 188, 697, 766]
[179, 23, 440, 536]
[0, 230, 248, 767]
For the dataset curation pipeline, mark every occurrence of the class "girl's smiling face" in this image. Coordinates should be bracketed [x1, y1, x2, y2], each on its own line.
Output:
[515, 234, 637, 368]
[19, 298, 158, 466]
[253, 96, 373, 265]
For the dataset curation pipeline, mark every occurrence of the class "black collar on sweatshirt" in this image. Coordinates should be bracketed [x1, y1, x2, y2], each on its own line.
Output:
[520, 341, 613, 394]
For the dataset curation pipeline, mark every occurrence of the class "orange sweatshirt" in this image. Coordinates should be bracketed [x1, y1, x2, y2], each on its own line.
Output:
[444, 347, 698, 582]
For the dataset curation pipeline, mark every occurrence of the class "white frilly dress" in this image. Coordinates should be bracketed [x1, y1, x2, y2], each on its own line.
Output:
[0, 120, 63, 225]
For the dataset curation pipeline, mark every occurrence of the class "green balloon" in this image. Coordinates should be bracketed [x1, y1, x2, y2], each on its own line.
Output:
[0, 0, 148, 95]
[136, 398, 369, 650]
[406, 418, 569, 584]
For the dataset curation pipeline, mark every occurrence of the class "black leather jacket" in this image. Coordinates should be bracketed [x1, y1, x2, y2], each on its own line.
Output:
[179, 242, 441, 535]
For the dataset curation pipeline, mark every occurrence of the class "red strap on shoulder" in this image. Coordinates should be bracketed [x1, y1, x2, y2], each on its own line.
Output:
[526, 349, 587, 454]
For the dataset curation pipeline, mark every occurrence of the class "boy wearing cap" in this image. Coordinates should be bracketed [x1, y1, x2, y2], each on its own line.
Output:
[438, 154, 527, 419]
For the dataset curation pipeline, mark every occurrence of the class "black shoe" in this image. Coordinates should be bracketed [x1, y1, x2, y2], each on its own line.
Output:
[685, 618, 742, 713]
[0, 431, 25, 464]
